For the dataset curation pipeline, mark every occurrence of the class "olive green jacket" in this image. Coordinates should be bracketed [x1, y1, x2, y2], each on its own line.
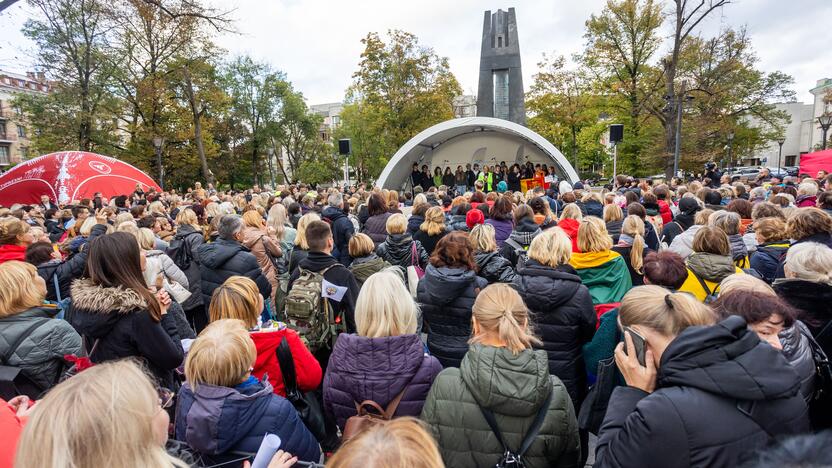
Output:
[421, 344, 581, 468]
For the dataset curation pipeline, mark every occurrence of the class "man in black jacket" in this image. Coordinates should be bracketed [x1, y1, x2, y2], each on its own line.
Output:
[197, 214, 272, 314]
[287, 220, 359, 334]
[466, 163, 477, 189]
[321, 192, 354, 266]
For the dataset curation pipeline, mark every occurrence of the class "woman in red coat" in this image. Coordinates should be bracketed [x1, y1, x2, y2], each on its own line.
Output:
[558, 203, 583, 252]
[209, 276, 321, 396]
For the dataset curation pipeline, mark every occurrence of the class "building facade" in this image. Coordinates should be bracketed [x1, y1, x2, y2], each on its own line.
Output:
[309, 102, 343, 142]
[0, 70, 49, 168]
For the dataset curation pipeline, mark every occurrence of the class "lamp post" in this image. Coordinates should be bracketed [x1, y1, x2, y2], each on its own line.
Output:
[818, 113, 832, 151]
[776, 136, 786, 175]
[726, 131, 735, 172]
[152, 136, 164, 190]
[666, 81, 694, 178]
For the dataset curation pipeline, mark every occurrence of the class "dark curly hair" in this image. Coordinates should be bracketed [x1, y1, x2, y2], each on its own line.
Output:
[643, 250, 688, 289]
[429, 231, 476, 270]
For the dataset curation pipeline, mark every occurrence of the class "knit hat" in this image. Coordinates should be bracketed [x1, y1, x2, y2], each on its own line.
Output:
[678, 196, 702, 215]
[466, 209, 485, 229]
[496, 181, 508, 193]
[573, 181, 585, 190]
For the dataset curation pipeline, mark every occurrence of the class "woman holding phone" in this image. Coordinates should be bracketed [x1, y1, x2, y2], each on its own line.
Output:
[594, 285, 809, 468]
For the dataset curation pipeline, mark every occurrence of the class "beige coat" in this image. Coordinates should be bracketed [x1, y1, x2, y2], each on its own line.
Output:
[241, 226, 282, 309]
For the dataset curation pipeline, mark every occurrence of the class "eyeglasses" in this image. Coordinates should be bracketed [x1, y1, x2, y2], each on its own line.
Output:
[157, 387, 174, 409]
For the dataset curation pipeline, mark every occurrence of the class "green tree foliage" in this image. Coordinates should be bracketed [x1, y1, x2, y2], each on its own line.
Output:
[339, 30, 461, 182]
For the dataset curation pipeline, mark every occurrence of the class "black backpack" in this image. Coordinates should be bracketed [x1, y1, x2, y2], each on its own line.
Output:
[477, 389, 553, 468]
[503, 238, 529, 270]
[167, 231, 200, 270]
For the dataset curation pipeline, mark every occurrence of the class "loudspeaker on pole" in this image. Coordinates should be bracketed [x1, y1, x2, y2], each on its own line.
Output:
[609, 124, 624, 143]
[338, 139, 351, 155]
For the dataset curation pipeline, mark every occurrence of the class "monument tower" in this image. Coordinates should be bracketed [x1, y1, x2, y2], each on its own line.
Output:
[476, 8, 525, 125]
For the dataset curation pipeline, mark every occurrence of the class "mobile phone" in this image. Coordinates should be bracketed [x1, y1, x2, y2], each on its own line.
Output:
[623, 326, 647, 367]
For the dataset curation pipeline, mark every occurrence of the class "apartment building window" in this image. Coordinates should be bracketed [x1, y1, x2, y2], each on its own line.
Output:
[0, 145, 9, 165]
[19, 146, 28, 160]
[332, 116, 340, 126]
[0, 121, 6, 140]
[17, 125, 26, 138]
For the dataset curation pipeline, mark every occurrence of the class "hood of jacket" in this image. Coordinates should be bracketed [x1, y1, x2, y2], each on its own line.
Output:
[558, 218, 580, 237]
[240, 226, 268, 251]
[659, 316, 800, 401]
[328, 333, 427, 385]
[198, 239, 248, 269]
[460, 344, 552, 416]
[420, 264, 479, 306]
[175, 224, 202, 239]
[180, 379, 275, 455]
[673, 212, 696, 231]
[69, 278, 148, 338]
[515, 260, 582, 309]
[322, 206, 348, 223]
[351, 252, 381, 266]
[508, 219, 541, 246]
[773, 278, 832, 318]
[687, 252, 736, 282]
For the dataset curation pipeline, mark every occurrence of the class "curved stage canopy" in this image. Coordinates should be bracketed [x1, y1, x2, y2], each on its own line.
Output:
[377, 117, 579, 190]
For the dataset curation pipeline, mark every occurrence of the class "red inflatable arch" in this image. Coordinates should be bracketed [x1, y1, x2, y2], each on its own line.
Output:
[0, 151, 161, 206]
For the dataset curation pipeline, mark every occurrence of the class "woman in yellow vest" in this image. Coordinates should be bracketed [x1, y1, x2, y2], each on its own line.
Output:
[678, 226, 744, 302]
[477, 166, 494, 193]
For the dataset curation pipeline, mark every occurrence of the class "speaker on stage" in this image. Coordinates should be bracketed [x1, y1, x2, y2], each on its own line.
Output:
[338, 139, 351, 155]
[609, 124, 624, 143]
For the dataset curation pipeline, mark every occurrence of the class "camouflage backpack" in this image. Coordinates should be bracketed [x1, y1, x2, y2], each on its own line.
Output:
[284, 265, 344, 352]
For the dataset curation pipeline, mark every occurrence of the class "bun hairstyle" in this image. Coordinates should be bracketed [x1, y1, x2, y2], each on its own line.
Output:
[0, 217, 29, 245]
[619, 285, 715, 337]
[469, 283, 541, 355]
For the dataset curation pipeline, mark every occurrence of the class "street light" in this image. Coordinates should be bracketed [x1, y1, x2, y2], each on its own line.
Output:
[665, 81, 694, 177]
[818, 113, 832, 151]
[726, 131, 735, 171]
[776, 136, 786, 175]
[152, 136, 164, 190]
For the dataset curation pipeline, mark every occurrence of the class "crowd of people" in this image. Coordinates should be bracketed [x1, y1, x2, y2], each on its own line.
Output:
[0, 167, 832, 467]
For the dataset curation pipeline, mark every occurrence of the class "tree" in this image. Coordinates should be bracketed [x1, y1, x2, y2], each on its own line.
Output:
[20, 0, 120, 152]
[340, 30, 461, 182]
[271, 89, 327, 183]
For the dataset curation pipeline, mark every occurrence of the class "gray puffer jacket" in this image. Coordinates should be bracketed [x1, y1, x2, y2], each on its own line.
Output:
[143, 249, 189, 289]
[0, 307, 82, 391]
[780, 321, 817, 405]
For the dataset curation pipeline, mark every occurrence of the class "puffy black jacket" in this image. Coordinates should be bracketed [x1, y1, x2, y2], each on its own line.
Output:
[473, 250, 516, 284]
[361, 213, 392, 246]
[376, 234, 428, 270]
[512, 260, 595, 407]
[775, 278, 832, 359]
[406, 215, 424, 235]
[68, 279, 184, 389]
[197, 239, 272, 311]
[498, 218, 541, 268]
[413, 230, 446, 256]
[595, 316, 809, 468]
[750, 242, 789, 284]
[322, 206, 354, 266]
[168, 225, 205, 311]
[417, 265, 487, 368]
[37, 223, 107, 301]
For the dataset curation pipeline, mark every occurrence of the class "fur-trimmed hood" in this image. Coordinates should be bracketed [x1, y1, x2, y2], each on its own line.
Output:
[70, 278, 147, 314]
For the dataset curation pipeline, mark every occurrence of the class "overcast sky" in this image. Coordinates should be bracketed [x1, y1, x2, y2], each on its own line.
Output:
[1, 0, 829, 105]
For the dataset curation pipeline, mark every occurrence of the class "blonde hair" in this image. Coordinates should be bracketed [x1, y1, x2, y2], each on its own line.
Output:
[204, 202, 221, 220]
[294, 212, 321, 249]
[413, 194, 427, 206]
[148, 201, 165, 216]
[619, 285, 715, 337]
[0, 261, 44, 317]
[621, 215, 645, 274]
[78, 216, 97, 237]
[798, 182, 819, 197]
[115, 212, 134, 228]
[176, 208, 200, 229]
[267, 203, 288, 241]
[577, 217, 613, 252]
[0, 217, 29, 245]
[719, 274, 775, 296]
[603, 203, 623, 223]
[559, 203, 583, 221]
[116, 222, 139, 237]
[528, 227, 571, 267]
[326, 417, 443, 468]
[348, 233, 376, 258]
[136, 228, 156, 250]
[242, 210, 263, 229]
[15, 360, 188, 468]
[209, 276, 261, 328]
[386, 213, 407, 235]
[185, 319, 256, 389]
[753, 217, 787, 243]
[694, 208, 714, 225]
[355, 269, 418, 338]
[468, 223, 498, 252]
[469, 283, 541, 355]
[420, 206, 446, 236]
[784, 242, 832, 285]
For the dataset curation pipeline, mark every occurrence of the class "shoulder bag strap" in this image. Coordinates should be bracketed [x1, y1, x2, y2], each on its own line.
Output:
[410, 241, 418, 266]
[479, 405, 508, 452]
[52, 272, 63, 303]
[276, 336, 299, 395]
[691, 271, 713, 296]
[3, 319, 51, 364]
[518, 389, 554, 457]
[382, 387, 408, 419]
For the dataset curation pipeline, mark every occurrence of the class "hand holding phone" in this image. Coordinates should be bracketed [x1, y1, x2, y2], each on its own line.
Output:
[615, 327, 657, 393]
[622, 326, 647, 366]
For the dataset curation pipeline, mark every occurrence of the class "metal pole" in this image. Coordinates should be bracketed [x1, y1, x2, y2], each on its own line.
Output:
[777, 142, 783, 175]
[823, 127, 829, 151]
[673, 92, 684, 177]
[613, 142, 618, 178]
[155, 145, 164, 190]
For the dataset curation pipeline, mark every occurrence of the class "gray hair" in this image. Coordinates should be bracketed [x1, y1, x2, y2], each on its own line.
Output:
[328, 192, 343, 208]
[749, 187, 767, 200]
[785, 242, 832, 285]
[709, 210, 741, 236]
[218, 214, 243, 240]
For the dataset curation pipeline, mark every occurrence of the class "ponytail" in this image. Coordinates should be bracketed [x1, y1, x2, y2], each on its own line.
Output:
[620, 286, 715, 336]
[631, 234, 645, 274]
[470, 284, 541, 355]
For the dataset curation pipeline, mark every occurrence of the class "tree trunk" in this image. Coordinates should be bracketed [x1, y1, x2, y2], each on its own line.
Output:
[251, 145, 259, 186]
[183, 69, 213, 185]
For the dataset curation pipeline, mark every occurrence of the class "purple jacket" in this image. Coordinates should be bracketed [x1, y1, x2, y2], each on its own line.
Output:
[323, 333, 442, 430]
[485, 218, 514, 247]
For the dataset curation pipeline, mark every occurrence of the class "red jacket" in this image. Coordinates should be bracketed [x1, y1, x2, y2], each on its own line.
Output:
[251, 328, 322, 397]
[558, 218, 581, 252]
[0, 244, 26, 265]
[657, 200, 673, 225]
[0, 400, 27, 468]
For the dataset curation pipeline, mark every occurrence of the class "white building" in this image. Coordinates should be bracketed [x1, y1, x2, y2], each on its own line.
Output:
[0, 70, 50, 168]
[749, 78, 831, 168]
[309, 102, 343, 142]
[453, 95, 477, 118]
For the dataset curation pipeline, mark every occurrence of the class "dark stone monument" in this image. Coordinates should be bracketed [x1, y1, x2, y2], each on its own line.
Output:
[476, 8, 525, 125]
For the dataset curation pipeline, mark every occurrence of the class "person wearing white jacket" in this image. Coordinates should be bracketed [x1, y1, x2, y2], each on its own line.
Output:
[668, 208, 714, 259]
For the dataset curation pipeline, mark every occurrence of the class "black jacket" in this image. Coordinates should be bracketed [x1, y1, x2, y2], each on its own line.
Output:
[661, 213, 695, 246]
[498, 219, 540, 268]
[45, 219, 66, 243]
[406, 215, 424, 236]
[595, 316, 809, 468]
[361, 213, 392, 246]
[288, 251, 359, 333]
[322, 206, 354, 266]
[584, 200, 603, 218]
[413, 230, 446, 256]
[68, 279, 184, 389]
[417, 265, 487, 368]
[197, 239, 272, 311]
[168, 225, 205, 311]
[611, 245, 653, 286]
[288, 248, 309, 276]
[605, 220, 623, 244]
[750, 242, 789, 284]
[376, 234, 428, 270]
[511, 260, 595, 407]
[775, 278, 832, 359]
[473, 250, 516, 284]
[37, 223, 107, 301]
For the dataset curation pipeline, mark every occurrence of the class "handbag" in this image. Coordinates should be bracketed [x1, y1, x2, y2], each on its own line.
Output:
[276, 337, 327, 441]
[577, 355, 618, 434]
[406, 242, 424, 298]
[163, 277, 192, 304]
[0, 319, 50, 400]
